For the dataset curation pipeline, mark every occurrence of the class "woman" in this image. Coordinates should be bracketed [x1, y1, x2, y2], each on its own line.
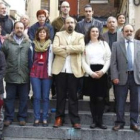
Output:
[29, 26, 53, 127]
[82, 26, 111, 129]
[28, 10, 54, 41]
[116, 14, 126, 32]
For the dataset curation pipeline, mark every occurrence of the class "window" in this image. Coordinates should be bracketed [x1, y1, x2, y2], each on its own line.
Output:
[90, 0, 108, 4]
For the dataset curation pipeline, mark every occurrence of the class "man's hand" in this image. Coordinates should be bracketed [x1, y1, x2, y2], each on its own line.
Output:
[113, 79, 119, 85]
[60, 45, 66, 49]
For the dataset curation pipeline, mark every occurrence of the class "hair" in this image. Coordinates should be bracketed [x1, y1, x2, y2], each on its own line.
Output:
[134, 28, 140, 40]
[84, 26, 104, 45]
[64, 16, 77, 24]
[36, 10, 46, 18]
[13, 21, 25, 29]
[84, 4, 93, 10]
[35, 26, 50, 41]
[116, 13, 125, 20]
[122, 24, 134, 32]
[107, 16, 117, 23]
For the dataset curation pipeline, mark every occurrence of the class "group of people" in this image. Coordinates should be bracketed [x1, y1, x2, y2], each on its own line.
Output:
[0, 1, 140, 139]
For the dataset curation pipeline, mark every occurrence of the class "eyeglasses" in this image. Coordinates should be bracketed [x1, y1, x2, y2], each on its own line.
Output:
[61, 6, 69, 8]
[124, 30, 133, 33]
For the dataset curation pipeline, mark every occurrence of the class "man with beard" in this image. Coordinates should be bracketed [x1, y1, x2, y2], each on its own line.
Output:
[2, 21, 31, 127]
[0, 2, 13, 36]
[52, 17, 85, 129]
[111, 24, 140, 131]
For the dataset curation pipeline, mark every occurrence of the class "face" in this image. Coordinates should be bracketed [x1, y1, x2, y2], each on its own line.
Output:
[123, 25, 134, 40]
[65, 17, 75, 33]
[84, 7, 93, 20]
[0, 3, 6, 16]
[38, 29, 47, 41]
[61, 2, 70, 16]
[117, 15, 125, 25]
[107, 18, 117, 31]
[90, 27, 99, 40]
[20, 15, 29, 27]
[37, 14, 46, 24]
[14, 22, 24, 37]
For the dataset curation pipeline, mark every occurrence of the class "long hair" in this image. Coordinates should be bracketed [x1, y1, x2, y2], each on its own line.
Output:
[84, 26, 104, 45]
[35, 26, 50, 41]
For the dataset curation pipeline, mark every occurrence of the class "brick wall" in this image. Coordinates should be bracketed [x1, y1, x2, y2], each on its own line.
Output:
[79, 0, 118, 17]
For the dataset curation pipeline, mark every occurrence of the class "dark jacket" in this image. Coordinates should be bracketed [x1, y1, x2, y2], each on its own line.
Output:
[0, 51, 6, 94]
[28, 22, 54, 41]
[0, 15, 13, 36]
[2, 33, 31, 84]
[76, 18, 103, 34]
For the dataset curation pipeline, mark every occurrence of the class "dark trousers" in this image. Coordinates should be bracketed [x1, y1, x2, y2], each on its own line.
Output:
[4, 83, 29, 121]
[55, 73, 80, 124]
[115, 73, 140, 126]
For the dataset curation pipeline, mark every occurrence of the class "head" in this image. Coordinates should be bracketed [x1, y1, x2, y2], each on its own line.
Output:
[122, 24, 134, 40]
[13, 21, 25, 38]
[60, 1, 70, 17]
[85, 26, 103, 44]
[134, 28, 140, 40]
[44, 9, 49, 20]
[107, 16, 118, 32]
[0, 2, 7, 16]
[116, 13, 125, 26]
[36, 10, 46, 24]
[84, 5, 93, 20]
[35, 26, 50, 41]
[64, 17, 76, 34]
[20, 15, 30, 28]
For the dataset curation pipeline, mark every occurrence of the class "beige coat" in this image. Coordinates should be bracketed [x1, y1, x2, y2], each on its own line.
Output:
[52, 31, 85, 78]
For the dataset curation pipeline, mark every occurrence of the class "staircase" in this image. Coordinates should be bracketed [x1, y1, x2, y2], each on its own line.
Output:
[3, 98, 140, 140]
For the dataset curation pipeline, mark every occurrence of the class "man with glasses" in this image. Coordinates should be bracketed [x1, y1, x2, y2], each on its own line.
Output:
[111, 24, 140, 131]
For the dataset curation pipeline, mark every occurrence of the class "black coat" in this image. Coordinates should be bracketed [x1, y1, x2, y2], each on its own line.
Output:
[0, 51, 6, 94]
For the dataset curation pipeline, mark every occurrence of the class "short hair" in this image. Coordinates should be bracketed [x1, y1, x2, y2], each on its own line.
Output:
[116, 13, 125, 20]
[64, 17, 77, 24]
[13, 21, 24, 29]
[122, 24, 134, 32]
[107, 16, 117, 23]
[35, 26, 50, 41]
[36, 10, 46, 18]
[84, 4, 93, 10]
[134, 28, 140, 40]
[85, 25, 104, 45]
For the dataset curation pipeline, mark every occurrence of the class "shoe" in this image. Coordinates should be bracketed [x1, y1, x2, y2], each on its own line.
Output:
[77, 93, 83, 100]
[130, 125, 139, 132]
[52, 94, 57, 99]
[19, 121, 26, 126]
[97, 124, 107, 129]
[33, 120, 40, 127]
[53, 117, 63, 128]
[73, 123, 81, 129]
[4, 120, 12, 127]
[90, 123, 96, 129]
[112, 124, 124, 131]
[42, 120, 48, 127]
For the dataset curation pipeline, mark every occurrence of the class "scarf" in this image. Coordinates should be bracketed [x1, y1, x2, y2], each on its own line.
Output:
[34, 39, 51, 52]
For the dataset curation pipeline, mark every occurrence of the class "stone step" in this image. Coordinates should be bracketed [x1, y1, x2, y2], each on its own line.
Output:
[3, 123, 140, 140]
[15, 99, 130, 112]
[13, 110, 132, 126]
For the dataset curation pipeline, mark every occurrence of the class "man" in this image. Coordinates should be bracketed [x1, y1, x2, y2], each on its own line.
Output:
[20, 14, 30, 35]
[76, 4, 103, 34]
[103, 16, 122, 50]
[0, 2, 13, 36]
[52, 1, 70, 34]
[52, 17, 85, 129]
[2, 21, 31, 127]
[102, 16, 123, 112]
[76, 4, 103, 99]
[111, 24, 140, 131]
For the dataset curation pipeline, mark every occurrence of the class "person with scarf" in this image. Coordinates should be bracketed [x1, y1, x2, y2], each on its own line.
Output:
[29, 26, 53, 127]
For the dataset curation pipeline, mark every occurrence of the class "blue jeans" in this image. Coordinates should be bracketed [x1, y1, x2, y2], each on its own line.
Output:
[30, 77, 52, 121]
[5, 83, 29, 121]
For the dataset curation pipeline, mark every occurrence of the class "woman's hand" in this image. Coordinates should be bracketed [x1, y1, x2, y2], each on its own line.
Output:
[91, 72, 99, 79]
[95, 71, 104, 79]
